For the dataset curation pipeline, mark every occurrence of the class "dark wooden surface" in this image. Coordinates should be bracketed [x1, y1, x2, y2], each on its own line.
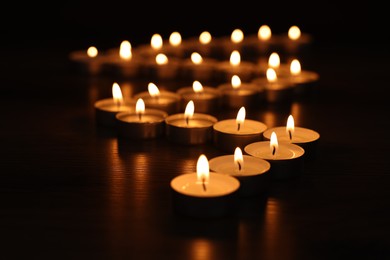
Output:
[1, 14, 390, 259]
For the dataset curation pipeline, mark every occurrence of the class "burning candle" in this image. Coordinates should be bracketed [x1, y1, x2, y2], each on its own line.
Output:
[165, 100, 218, 145]
[216, 50, 256, 82]
[170, 154, 240, 218]
[213, 106, 267, 152]
[94, 82, 135, 127]
[244, 131, 305, 181]
[69, 45, 103, 75]
[115, 98, 168, 139]
[180, 52, 218, 82]
[133, 82, 180, 115]
[146, 53, 182, 80]
[176, 80, 222, 114]
[182, 31, 215, 57]
[263, 115, 320, 159]
[217, 75, 265, 108]
[209, 147, 271, 197]
[243, 24, 275, 58]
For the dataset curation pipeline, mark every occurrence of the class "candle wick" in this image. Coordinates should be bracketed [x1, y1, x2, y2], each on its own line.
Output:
[288, 130, 292, 141]
[202, 177, 207, 192]
[237, 123, 241, 131]
[237, 161, 242, 171]
[272, 146, 276, 156]
[185, 116, 189, 126]
[138, 112, 142, 121]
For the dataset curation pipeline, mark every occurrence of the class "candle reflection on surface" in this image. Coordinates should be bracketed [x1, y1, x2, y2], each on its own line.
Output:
[189, 239, 213, 260]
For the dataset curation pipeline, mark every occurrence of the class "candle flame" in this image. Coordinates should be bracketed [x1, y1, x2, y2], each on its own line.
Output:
[191, 52, 203, 65]
[286, 115, 295, 140]
[258, 25, 272, 41]
[196, 154, 209, 186]
[148, 82, 160, 97]
[270, 131, 279, 156]
[151, 33, 163, 50]
[234, 147, 244, 171]
[184, 100, 195, 123]
[136, 98, 145, 119]
[230, 50, 241, 66]
[87, 46, 98, 58]
[199, 31, 212, 45]
[156, 53, 168, 65]
[112, 82, 123, 106]
[192, 81, 204, 93]
[231, 75, 241, 89]
[268, 52, 280, 69]
[169, 31, 182, 46]
[288, 25, 301, 40]
[266, 68, 277, 82]
[236, 106, 246, 131]
[290, 59, 301, 75]
[231, 28, 244, 43]
[119, 40, 132, 60]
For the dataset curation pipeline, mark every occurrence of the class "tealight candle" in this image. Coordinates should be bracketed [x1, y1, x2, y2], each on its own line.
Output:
[116, 98, 168, 139]
[170, 154, 240, 218]
[251, 68, 296, 104]
[216, 50, 256, 82]
[165, 100, 218, 145]
[69, 46, 103, 75]
[176, 80, 222, 114]
[218, 28, 246, 59]
[263, 115, 320, 159]
[180, 52, 218, 82]
[242, 24, 276, 58]
[134, 33, 164, 59]
[94, 82, 135, 127]
[217, 75, 265, 108]
[182, 31, 216, 57]
[209, 147, 271, 197]
[102, 40, 142, 78]
[244, 131, 305, 181]
[163, 31, 186, 58]
[279, 25, 312, 56]
[133, 82, 180, 115]
[143, 53, 182, 80]
[213, 106, 267, 152]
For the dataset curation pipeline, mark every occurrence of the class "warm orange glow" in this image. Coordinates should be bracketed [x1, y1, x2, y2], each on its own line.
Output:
[231, 29, 244, 43]
[270, 131, 279, 155]
[169, 31, 182, 46]
[151, 34, 163, 50]
[288, 25, 301, 40]
[234, 147, 244, 171]
[199, 31, 212, 45]
[266, 68, 277, 82]
[258, 25, 272, 41]
[119, 40, 132, 60]
[286, 115, 295, 139]
[196, 154, 210, 184]
[184, 100, 195, 120]
[87, 46, 98, 58]
[136, 98, 145, 113]
[192, 81, 204, 93]
[148, 82, 160, 98]
[236, 106, 246, 130]
[231, 75, 242, 89]
[112, 82, 123, 106]
[191, 52, 203, 65]
[230, 50, 241, 66]
[290, 59, 301, 75]
[268, 52, 280, 69]
[155, 53, 168, 65]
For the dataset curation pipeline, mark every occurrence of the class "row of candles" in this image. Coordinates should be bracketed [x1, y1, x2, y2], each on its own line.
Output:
[69, 25, 315, 84]
[94, 82, 320, 218]
[81, 25, 319, 218]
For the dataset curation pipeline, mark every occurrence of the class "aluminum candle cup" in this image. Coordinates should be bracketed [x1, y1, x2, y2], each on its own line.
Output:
[263, 126, 320, 160]
[165, 113, 218, 145]
[170, 172, 240, 218]
[213, 119, 268, 153]
[251, 75, 296, 104]
[94, 98, 135, 127]
[217, 81, 265, 108]
[209, 154, 271, 197]
[116, 108, 168, 139]
[69, 47, 103, 75]
[176, 86, 222, 114]
[244, 141, 305, 181]
[133, 90, 181, 115]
